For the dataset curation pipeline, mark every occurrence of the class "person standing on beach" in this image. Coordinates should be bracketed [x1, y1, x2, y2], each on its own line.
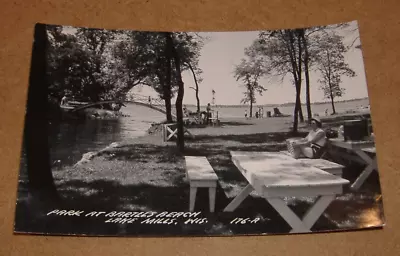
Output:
[206, 103, 212, 124]
[183, 105, 189, 117]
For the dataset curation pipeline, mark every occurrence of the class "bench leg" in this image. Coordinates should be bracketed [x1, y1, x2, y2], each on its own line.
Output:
[189, 187, 197, 212]
[209, 186, 216, 212]
[223, 184, 254, 212]
[351, 156, 377, 191]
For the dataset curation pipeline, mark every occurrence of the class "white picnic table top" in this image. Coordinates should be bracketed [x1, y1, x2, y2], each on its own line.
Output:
[230, 151, 349, 189]
[329, 138, 375, 150]
[184, 156, 218, 181]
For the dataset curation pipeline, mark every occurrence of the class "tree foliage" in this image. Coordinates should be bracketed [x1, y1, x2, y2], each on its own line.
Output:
[246, 29, 305, 131]
[241, 23, 356, 131]
[314, 32, 356, 114]
[234, 58, 267, 117]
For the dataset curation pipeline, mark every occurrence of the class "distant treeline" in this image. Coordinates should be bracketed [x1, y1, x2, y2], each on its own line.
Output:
[182, 97, 369, 108]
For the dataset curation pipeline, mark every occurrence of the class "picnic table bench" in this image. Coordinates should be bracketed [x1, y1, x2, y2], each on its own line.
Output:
[224, 151, 349, 233]
[184, 156, 218, 212]
[329, 138, 377, 190]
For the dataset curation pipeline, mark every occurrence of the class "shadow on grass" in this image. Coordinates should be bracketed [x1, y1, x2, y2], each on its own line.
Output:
[187, 131, 308, 144]
[14, 135, 385, 236]
[100, 143, 182, 164]
[14, 177, 341, 236]
[220, 121, 253, 127]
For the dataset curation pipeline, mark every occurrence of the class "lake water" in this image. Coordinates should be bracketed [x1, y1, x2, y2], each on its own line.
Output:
[185, 98, 370, 118]
[19, 98, 369, 171]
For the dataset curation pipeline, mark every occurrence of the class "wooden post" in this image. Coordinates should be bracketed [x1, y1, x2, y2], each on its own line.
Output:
[162, 124, 167, 142]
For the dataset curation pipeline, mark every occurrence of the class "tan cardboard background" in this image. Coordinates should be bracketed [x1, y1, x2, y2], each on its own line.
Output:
[1, 0, 399, 255]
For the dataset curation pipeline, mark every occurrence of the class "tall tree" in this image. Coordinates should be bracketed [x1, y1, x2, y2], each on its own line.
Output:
[114, 32, 175, 121]
[46, 25, 92, 103]
[167, 33, 185, 151]
[246, 29, 304, 132]
[299, 29, 313, 122]
[187, 62, 203, 113]
[175, 32, 204, 114]
[315, 32, 356, 114]
[46, 26, 130, 107]
[120, 32, 204, 123]
[75, 28, 116, 103]
[234, 58, 267, 117]
[111, 32, 159, 100]
[26, 24, 58, 199]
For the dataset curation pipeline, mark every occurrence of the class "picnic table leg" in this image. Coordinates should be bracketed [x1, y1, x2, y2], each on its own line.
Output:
[351, 152, 378, 191]
[267, 198, 310, 233]
[223, 184, 254, 212]
[302, 195, 335, 230]
[189, 187, 197, 212]
[209, 186, 216, 212]
[267, 195, 336, 233]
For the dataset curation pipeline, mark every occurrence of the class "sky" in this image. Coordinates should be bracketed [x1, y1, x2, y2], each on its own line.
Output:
[131, 21, 370, 106]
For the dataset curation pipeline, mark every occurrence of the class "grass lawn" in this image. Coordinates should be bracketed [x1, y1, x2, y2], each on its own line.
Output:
[14, 116, 385, 236]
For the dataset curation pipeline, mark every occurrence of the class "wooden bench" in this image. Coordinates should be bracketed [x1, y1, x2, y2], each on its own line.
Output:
[280, 151, 345, 177]
[184, 156, 218, 212]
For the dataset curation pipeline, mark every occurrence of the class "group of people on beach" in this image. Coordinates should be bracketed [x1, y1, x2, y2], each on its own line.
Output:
[183, 103, 215, 125]
[244, 107, 265, 119]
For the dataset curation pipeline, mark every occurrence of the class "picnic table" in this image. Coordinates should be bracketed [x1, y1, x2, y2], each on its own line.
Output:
[224, 151, 349, 233]
[329, 138, 377, 190]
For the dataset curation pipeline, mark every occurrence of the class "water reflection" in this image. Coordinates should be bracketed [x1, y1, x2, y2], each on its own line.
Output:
[19, 103, 166, 176]
[48, 119, 123, 166]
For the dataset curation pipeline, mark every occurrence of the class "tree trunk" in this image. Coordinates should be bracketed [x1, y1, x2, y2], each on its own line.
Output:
[329, 82, 336, 114]
[249, 83, 253, 118]
[167, 33, 185, 152]
[164, 97, 173, 122]
[284, 30, 302, 131]
[187, 63, 200, 113]
[25, 23, 58, 200]
[330, 96, 336, 114]
[296, 31, 304, 123]
[293, 83, 301, 133]
[298, 98, 304, 122]
[164, 44, 173, 122]
[163, 85, 173, 122]
[326, 52, 336, 115]
[302, 33, 312, 122]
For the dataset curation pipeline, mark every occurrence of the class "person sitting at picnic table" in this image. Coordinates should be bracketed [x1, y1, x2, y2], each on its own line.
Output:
[291, 116, 327, 159]
[60, 95, 68, 106]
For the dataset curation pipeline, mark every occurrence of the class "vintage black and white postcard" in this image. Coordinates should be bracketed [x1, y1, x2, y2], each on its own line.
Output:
[14, 20, 385, 236]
